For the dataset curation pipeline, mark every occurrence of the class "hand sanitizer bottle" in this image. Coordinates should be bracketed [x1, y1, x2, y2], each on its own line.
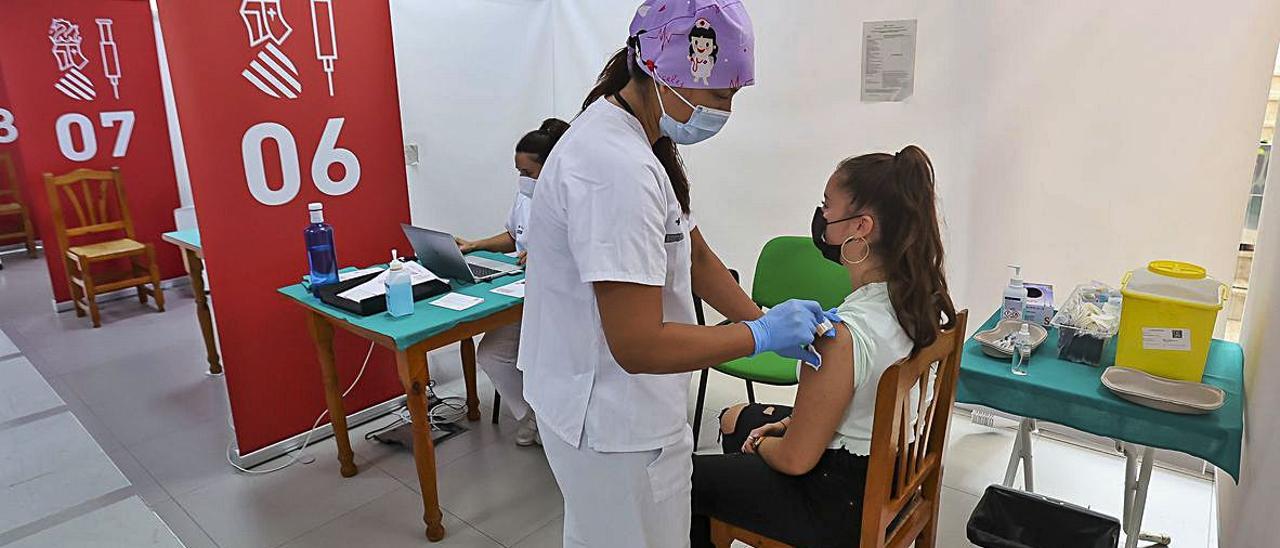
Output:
[1002, 264, 1027, 321]
[1011, 323, 1032, 376]
[304, 202, 338, 296]
[385, 250, 414, 318]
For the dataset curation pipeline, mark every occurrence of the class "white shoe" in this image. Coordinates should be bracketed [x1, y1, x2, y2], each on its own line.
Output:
[515, 414, 540, 447]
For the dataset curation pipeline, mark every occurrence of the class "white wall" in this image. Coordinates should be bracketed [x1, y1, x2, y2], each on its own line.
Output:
[950, 2, 1280, 321]
[1217, 130, 1280, 547]
[389, 0, 556, 241]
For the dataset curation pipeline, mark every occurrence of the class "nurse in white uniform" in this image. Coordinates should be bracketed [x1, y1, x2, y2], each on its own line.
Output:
[519, 2, 836, 546]
[456, 118, 570, 446]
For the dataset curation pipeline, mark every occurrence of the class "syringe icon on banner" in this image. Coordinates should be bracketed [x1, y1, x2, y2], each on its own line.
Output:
[95, 19, 121, 99]
[309, 0, 338, 97]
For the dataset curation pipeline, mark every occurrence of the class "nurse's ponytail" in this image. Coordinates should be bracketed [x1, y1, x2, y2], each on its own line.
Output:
[583, 45, 692, 215]
[516, 118, 570, 165]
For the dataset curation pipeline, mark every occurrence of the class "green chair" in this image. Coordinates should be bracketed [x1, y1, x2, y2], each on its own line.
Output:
[692, 236, 852, 445]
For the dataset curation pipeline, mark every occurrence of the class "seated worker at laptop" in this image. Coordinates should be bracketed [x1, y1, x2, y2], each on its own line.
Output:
[454, 118, 569, 446]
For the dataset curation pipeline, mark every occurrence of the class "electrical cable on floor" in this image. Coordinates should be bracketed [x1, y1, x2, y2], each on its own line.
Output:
[361, 381, 469, 444]
[225, 340, 376, 475]
[426, 380, 468, 425]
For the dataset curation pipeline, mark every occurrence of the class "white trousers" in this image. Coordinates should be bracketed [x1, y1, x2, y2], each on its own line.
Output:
[476, 322, 530, 420]
[539, 422, 694, 548]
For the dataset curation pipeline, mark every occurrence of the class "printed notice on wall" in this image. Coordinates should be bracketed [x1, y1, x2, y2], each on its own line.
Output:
[861, 20, 917, 102]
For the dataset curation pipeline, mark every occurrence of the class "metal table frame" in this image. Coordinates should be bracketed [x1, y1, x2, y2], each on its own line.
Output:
[1002, 418, 1172, 548]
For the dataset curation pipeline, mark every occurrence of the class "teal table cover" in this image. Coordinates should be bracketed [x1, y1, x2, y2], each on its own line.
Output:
[162, 229, 201, 249]
[956, 311, 1245, 480]
[279, 251, 524, 351]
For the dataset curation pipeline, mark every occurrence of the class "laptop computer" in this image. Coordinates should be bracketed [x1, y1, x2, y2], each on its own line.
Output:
[401, 224, 522, 283]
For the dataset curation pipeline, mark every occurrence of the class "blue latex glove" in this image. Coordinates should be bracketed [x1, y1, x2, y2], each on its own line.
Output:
[744, 300, 830, 365]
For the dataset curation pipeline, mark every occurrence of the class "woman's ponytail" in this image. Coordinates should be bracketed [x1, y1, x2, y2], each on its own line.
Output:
[834, 145, 955, 350]
[516, 117, 572, 164]
[581, 43, 691, 214]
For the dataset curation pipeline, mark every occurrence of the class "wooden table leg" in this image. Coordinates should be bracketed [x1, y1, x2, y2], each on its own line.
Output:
[396, 348, 447, 541]
[460, 338, 481, 421]
[186, 249, 222, 375]
[306, 312, 358, 477]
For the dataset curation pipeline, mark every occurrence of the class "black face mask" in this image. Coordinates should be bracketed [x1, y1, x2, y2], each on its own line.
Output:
[811, 206, 862, 264]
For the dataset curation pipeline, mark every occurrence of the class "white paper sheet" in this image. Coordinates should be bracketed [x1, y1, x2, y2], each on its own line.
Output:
[336, 261, 440, 302]
[861, 20, 917, 102]
[428, 292, 484, 311]
[339, 267, 384, 282]
[490, 279, 525, 299]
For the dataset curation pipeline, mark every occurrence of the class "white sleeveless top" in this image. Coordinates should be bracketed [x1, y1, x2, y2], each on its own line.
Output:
[821, 282, 916, 456]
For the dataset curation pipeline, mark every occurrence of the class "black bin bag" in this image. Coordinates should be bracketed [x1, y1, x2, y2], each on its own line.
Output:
[966, 485, 1120, 548]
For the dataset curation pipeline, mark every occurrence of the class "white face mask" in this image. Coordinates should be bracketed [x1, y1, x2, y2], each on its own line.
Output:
[517, 175, 536, 198]
[652, 76, 730, 145]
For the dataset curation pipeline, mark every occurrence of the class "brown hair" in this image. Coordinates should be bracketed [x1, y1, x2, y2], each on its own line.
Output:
[834, 145, 956, 350]
[582, 43, 691, 214]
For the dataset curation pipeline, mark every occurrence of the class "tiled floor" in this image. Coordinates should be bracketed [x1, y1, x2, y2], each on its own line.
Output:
[0, 255, 184, 547]
[0, 251, 1219, 547]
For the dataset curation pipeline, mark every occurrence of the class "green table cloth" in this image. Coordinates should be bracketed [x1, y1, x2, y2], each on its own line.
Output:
[279, 251, 524, 350]
[956, 311, 1245, 480]
[162, 229, 201, 249]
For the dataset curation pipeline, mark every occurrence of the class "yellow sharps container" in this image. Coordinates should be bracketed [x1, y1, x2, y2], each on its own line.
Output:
[1116, 261, 1227, 382]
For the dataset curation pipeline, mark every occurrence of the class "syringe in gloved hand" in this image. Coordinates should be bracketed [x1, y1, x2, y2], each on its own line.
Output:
[801, 318, 836, 371]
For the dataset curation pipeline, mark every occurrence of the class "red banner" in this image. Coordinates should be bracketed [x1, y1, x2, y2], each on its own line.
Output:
[0, 0, 184, 301]
[157, 0, 409, 453]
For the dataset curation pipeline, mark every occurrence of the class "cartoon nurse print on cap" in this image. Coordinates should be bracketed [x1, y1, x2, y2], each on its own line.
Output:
[688, 18, 718, 85]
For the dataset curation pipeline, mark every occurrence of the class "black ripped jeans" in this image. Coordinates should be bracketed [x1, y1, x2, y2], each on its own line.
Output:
[690, 403, 870, 548]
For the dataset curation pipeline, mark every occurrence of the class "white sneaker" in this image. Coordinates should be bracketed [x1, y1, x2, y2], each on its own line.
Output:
[515, 414, 540, 447]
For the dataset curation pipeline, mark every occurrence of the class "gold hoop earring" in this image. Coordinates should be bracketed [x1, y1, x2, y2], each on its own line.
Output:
[840, 236, 871, 265]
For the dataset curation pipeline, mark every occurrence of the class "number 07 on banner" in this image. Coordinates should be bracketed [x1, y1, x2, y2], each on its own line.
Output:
[241, 117, 360, 206]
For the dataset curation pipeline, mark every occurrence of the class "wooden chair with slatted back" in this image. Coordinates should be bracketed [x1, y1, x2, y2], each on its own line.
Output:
[710, 309, 969, 548]
[0, 151, 38, 258]
[43, 167, 164, 327]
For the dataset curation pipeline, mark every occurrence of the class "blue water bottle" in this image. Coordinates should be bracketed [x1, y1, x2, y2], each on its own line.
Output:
[304, 202, 339, 295]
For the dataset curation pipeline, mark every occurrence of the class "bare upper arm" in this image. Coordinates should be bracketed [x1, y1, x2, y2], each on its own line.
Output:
[778, 323, 856, 474]
[593, 281, 663, 372]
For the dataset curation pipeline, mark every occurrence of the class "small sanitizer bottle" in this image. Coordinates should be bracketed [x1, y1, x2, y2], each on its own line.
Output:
[1011, 323, 1032, 376]
[385, 250, 414, 317]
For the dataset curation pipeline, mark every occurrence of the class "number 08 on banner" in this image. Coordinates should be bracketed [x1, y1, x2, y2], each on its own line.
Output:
[241, 116, 360, 206]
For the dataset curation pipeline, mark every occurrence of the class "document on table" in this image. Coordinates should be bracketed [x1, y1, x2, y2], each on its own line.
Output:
[861, 19, 917, 102]
[337, 262, 440, 301]
[338, 267, 384, 282]
[490, 279, 525, 299]
[428, 292, 484, 311]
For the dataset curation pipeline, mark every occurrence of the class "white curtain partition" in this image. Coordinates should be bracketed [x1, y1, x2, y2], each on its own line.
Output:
[1217, 136, 1280, 546]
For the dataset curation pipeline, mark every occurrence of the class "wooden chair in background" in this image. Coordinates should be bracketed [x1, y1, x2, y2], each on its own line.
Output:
[44, 167, 164, 328]
[711, 310, 969, 548]
[0, 151, 38, 258]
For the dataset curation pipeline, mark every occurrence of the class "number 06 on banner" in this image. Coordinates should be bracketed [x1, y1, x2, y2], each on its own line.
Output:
[241, 117, 361, 206]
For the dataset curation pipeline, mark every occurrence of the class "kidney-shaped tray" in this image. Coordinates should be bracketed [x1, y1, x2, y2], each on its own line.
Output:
[1101, 366, 1225, 415]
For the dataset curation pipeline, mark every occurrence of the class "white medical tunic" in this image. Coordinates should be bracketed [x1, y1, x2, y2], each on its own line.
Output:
[520, 98, 696, 453]
[505, 176, 535, 253]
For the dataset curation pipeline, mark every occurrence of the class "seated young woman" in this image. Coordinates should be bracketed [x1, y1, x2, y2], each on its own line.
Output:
[690, 145, 957, 548]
